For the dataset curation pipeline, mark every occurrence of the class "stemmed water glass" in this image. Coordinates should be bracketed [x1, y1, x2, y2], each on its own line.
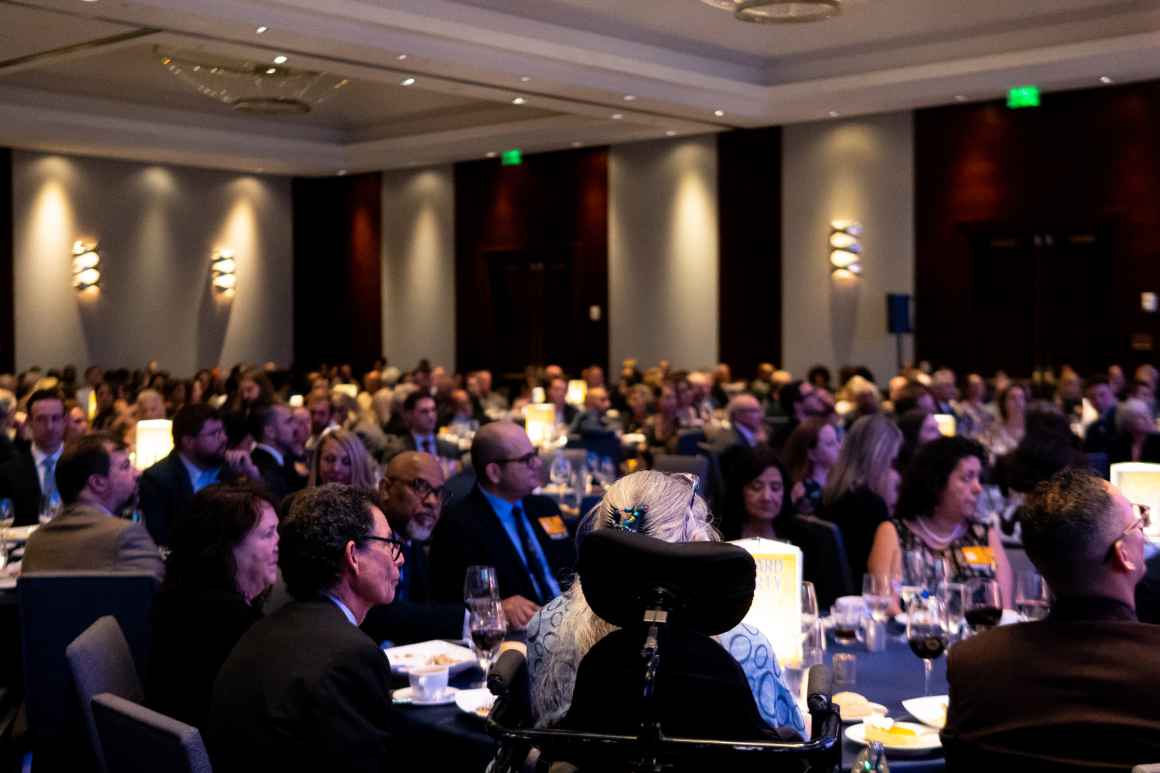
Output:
[468, 598, 508, 685]
[964, 577, 1003, 633]
[1015, 571, 1050, 621]
[801, 581, 820, 649]
[549, 454, 572, 491]
[906, 593, 949, 696]
[464, 565, 499, 614]
[938, 582, 967, 642]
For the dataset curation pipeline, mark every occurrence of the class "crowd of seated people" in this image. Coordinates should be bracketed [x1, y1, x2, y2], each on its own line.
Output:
[2, 354, 1160, 769]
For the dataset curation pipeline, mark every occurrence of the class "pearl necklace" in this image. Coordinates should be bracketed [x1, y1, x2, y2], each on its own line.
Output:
[912, 517, 963, 547]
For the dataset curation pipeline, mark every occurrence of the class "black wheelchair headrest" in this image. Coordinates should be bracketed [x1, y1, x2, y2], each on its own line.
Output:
[578, 529, 755, 636]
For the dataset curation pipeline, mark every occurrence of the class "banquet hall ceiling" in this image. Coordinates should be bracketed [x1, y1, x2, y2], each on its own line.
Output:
[2, 0, 1160, 174]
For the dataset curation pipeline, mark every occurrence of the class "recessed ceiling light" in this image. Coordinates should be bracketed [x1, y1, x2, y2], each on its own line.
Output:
[665, 130, 677, 137]
[611, 113, 624, 120]
[401, 77, 416, 86]
[336, 169, 347, 176]
[80, 0, 99, 3]
[486, 152, 498, 158]
[520, 76, 531, 82]
[954, 95, 967, 102]
[272, 55, 287, 64]
[512, 97, 526, 105]
[571, 142, 582, 147]
[624, 95, 636, 101]
[714, 109, 725, 118]
[397, 54, 408, 61]
[255, 26, 268, 34]
[828, 110, 840, 118]
[1100, 75, 1114, 84]
[265, 67, 277, 75]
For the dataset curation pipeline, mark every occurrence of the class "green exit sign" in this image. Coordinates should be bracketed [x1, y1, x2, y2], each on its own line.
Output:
[1007, 85, 1040, 109]
[501, 148, 523, 166]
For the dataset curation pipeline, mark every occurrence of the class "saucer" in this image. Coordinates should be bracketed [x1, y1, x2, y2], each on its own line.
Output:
[393, 686, 459, 706]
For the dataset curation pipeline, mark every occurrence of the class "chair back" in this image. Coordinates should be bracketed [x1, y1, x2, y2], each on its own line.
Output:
[442, 467, 477, 510]
[91, 693, 212, 773]
[66, 616, 144, 773]
[650, 455, 710, 489]
[674, 430, 707, 457]
[785, 515, 854, 609]
[18, 572, 158, 770]
[573, 431, 621, 464]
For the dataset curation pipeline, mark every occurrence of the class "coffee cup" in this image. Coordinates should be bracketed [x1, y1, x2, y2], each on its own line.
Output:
[409, 665, 450, 701]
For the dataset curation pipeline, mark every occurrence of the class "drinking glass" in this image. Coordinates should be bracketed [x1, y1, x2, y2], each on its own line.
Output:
[938, 581, 967, 641]
[463, 565, 499, 613]
[549, 454, 572, 489]
[906, 593, 949, 696]
[902, 548, 927, 587]
[0, 498, 13, 528]
[1015, 571, 1050, 621]
[964, 577, 1003, 633]
[468, 599, 508, 684]
[599, 457, 618, 486]
[801, 581, 820, 648]
[862, 573, 892, 623]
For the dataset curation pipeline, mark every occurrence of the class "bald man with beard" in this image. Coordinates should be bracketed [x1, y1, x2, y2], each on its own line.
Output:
[360, 452, 467, 645]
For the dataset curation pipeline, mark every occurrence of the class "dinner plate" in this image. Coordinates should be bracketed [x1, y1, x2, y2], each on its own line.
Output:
[383, 640, 477, 675]
[902, 695, 948, 730]
[845, 722, 942, 756]
[454, 687, 496, 719]
[393, 686, 459, 706]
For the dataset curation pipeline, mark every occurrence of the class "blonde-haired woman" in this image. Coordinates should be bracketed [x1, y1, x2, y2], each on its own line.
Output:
[820, 414, 903, 582]
[307, 428, 380, 491]
[526, 470, 804, 739]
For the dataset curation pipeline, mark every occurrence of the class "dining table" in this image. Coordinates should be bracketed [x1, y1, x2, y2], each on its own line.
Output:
[393, 625, 952, 772]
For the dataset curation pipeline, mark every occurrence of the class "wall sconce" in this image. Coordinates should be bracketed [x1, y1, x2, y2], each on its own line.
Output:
[72, 240, 101, 291]
[211, 249, 237, 294]
[829, 220, 863, 279]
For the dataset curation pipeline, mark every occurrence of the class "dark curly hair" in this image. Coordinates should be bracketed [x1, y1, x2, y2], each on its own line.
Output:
[895, 436, 985, 522]
[163, 481, 278, 596]
[720, 445, 791, 540]
[279, 484, 382, 601]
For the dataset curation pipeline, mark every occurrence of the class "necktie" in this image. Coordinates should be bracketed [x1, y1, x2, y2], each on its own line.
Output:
[41, 455, 59, 511]
[513, 505, 552, 605]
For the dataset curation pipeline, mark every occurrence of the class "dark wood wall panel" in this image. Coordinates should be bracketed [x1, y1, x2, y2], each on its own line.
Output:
[0, 148, 12, 373]
[717, 128, 782, 376]
[916, 81, 1160, 377]
[291, 172, 382, 372]
[454, 148, 608, 379]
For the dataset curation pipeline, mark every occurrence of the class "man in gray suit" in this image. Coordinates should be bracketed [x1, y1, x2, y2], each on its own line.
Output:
[23, 432, 163, 580]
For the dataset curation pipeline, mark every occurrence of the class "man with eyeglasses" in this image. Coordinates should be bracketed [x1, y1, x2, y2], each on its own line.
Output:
[139, 404, 262, 547]
[943, 468, 1160, 768]
[430, 421, 576, 629]
[362, 451, 467, 645]
[209, 484, 404, 773]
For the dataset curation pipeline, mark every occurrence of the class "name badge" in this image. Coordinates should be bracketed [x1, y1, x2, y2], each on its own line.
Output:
[538, 516, 569, 540]
[959, 545, 995, 570]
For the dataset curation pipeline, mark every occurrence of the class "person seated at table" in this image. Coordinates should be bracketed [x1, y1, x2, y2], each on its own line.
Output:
[895, 408, 940, 471]
[781, 417, 840, 515]
[719, 446, 791, 542]
[979, 382, 1027, 459]
[621, 383, 652, 435]
[567, 386, 619, 435]
[147, 481, 279, 728]
[546, 376, 579, 430]
[307, 428, 380, 490]
[643, 383, 681, 451]
[819, 414, 902, 583]
[527, 470, 805, 739]
[869, 436, 1013, 610]
[382, 391, 461, 462]
[942, 468, 1160, 768]
[1107, 397, 1160, 464]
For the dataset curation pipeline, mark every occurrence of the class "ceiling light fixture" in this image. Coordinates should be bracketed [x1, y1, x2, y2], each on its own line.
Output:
[954, 95, 967, 102]
[1100, 76, 1114, 84]
[571, 142, 582, 147]
[665, 130, 678, 136]
[272, 55, 287, 64]
[396, 54, 408, 61]
[624, 95, 636, 101]
[520, 76, 531, 82]
[336, 169, 348, 176]
[486, 152, 498, 158]
[401, 77, 416, 86]
[255, 26, 268, 34]
[828, 110, 840, 117]
[265, 67, 277, 75]
[512, 97, 526, 105]
[714, 109, 725, 117]
[701, 0, 842, 24]
[611, 113, 624, 120]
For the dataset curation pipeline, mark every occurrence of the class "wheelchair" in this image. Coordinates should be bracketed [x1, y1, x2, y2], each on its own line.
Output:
[484, 528, 842, 772]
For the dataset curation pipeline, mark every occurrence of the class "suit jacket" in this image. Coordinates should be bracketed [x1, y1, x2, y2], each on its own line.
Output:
[1106, 432, 1160, 465]
[0, 435, 14, 466]
[381, 433, 462, 463]
[208, 599, 396, 773]
[0, 446, 45, 526]
[361, 539, 465, 645]
[21, 502, 164, 580]
[943, 598, 1160, 770]
[429, 486, 577, 606]
[139, 450, 238, 548]
[251, 447, 305, 506]
[1082, 411, 1117, 455]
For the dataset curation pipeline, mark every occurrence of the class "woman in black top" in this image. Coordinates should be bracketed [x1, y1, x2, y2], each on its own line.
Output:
[147, 481, 280, 728]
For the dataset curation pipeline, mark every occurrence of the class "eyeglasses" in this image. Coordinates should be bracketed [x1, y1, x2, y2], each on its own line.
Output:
[492, 450, 539, 468]
[363, 534, 406, 561]
[1106, 502, 1151, 561]
[394, 476, 447, 505]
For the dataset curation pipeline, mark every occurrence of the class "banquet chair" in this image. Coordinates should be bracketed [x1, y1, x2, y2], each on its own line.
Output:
[784, 515, 853, 610]
[90, 693, 212, 773]
[673, 430, 706, 457]
[66, 616, 144, 773]
[485, 529, 842, 773]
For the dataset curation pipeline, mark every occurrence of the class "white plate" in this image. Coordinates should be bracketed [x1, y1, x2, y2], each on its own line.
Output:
[393, 686, 459, 706]
[902, 695, 948, 730]
[454, 687, 495, 719]
[838, 702, 889, 724]
[845, 722, 942, 755]
[383, 640, 477, 675]
[2, 525, 37, 543]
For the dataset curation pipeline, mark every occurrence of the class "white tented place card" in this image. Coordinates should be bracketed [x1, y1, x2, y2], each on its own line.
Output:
[729, 538, 803, 667]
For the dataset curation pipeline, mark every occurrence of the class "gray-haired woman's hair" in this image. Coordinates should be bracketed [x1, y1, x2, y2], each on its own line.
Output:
[823, 413, 902, 506]
[533, 470, 718, 725]
[1116, 398, 1152, 434]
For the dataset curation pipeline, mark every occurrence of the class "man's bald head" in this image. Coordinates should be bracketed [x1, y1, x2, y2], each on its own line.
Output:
[386, 450, 443, 485]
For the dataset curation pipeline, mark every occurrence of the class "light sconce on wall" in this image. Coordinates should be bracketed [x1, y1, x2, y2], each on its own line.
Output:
[71, 240, 101, 291]
[829, 220, 863, 279]
[211, 249, 237, 295]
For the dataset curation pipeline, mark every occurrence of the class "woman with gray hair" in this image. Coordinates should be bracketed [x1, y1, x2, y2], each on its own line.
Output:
[1109, 398, 1160, 464]
[525, 470, 805, 738]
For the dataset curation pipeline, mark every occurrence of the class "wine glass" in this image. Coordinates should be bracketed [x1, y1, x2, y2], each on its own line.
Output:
[599, 457, 618, 486]
[906, 593, 949, 696]
[938, 581, 967, 641]
[469, 599, 508, 685]
[549, 454, 572, 490]
[1015, 571, 1050, 621]
[862, 573, 892, 624]
[964, 577, 1003, 633]
[463, 565, 499, 614]
[801, 581, 820, 649]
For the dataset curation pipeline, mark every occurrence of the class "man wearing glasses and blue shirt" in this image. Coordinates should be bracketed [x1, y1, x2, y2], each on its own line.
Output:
[430, 421, 576, 629]
[943, 468, 1160, 768]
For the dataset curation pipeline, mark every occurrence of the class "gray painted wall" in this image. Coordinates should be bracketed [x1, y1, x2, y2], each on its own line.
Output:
[13, 151, 292, 373]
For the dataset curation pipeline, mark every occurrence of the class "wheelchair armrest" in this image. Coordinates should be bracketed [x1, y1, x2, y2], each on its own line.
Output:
[805, 664, 833, 713]
[489, 649, 528, 698]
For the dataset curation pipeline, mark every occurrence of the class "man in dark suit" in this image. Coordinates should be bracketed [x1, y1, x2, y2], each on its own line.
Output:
[430, 421, 576, 629]
[1082, 375, 1118, 455]
[382, 391, 461, 462]
[943, 468, 1160, 769]
[138, 404, 258, 547]
[0, 389, 66, 526]
[23, 432, 163, 580]
[0, 388, 17, 466]
[547, 376, 578, 428]
[249, 403, 306, 505]
[361, 451, 465, 645]
[208, 484, 403, 773]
